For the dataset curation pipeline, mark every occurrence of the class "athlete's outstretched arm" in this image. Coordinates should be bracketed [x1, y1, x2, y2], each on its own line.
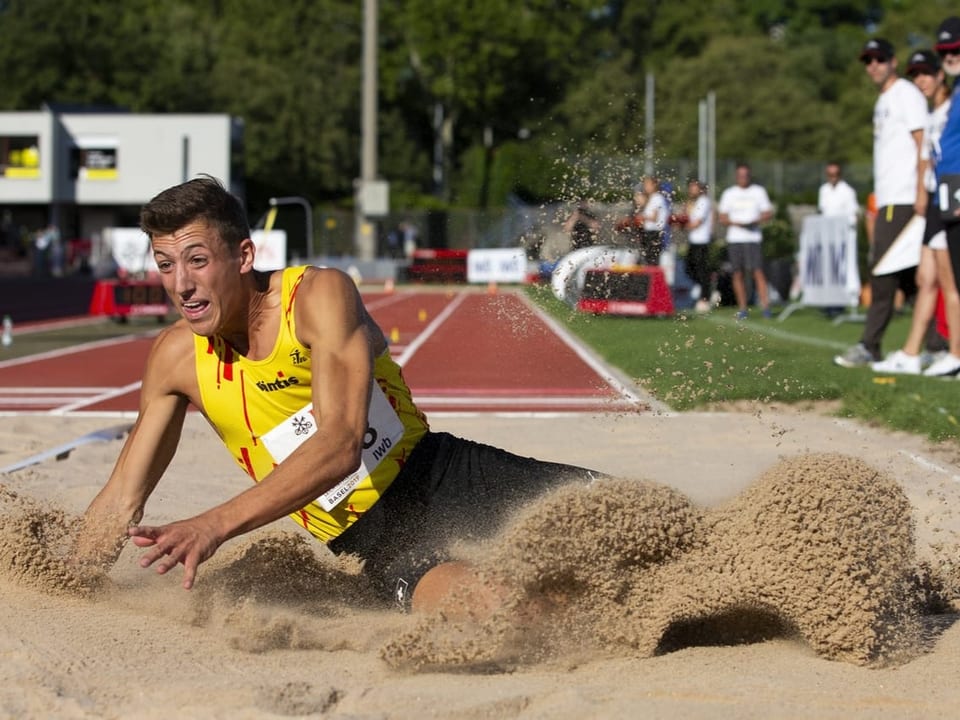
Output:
[129, 268, 377, 589]
[73, 325, 192, 573]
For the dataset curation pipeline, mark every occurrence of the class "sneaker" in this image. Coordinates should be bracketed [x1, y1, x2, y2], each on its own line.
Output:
[922, 353, 960, 377]
[735, 310, 749, 321]
[695, 299, 711, 314]
[834, 343, 877, 368]
[762, 308, 774, 319]
[870, 350, 921, 375]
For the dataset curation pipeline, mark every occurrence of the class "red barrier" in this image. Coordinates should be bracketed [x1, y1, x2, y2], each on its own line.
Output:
[89, 279, 169, 319]
[576, 266, 675, 317]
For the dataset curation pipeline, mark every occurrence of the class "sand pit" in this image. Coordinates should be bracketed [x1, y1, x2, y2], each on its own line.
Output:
[1, 408, 959, 718]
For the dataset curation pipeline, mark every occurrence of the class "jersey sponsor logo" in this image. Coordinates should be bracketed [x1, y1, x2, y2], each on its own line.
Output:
[289, 348, 307, 365]
[255, 371, 301, 392]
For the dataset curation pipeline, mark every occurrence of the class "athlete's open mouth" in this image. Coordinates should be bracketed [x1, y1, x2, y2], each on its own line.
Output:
[181, 300, 209, 316]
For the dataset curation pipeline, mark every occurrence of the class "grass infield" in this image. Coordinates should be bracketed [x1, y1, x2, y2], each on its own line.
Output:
[527, 286, 960, 445]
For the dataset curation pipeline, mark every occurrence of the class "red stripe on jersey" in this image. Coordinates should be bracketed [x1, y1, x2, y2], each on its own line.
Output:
[222, 343, 234, 381]
[239, 369, 257, 445]
[285, 270, 305, 332]
[239, 446, 256, 478]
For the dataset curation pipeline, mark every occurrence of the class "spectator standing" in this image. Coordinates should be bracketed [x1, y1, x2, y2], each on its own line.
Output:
[563, 201, 600, 252]
[873, 48, 960, 376]
[717, 163, 774, 319]
[835, 38, 934, 368]
[684, 178, 714, 313]
[818, 162, 860, 230]
[614, 183, 647, 250]
[932, 18, 960, 302]
[640, 175, 668, 266]
[816, 162, 861, 317]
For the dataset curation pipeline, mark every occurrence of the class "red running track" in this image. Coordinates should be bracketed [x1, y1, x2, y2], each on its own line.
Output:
[0, 289, 648, 416]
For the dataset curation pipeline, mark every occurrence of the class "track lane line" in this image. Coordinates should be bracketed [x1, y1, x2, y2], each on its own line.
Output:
[393, 292, 467, 367]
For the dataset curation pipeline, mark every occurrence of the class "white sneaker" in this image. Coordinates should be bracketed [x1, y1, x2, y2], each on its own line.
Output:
[871, 350, 921, 375]
[922, 353, 960, 377]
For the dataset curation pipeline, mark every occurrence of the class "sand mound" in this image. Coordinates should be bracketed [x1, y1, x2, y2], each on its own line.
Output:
[383, 453, 926, 670]
[0, 483, 104, 597]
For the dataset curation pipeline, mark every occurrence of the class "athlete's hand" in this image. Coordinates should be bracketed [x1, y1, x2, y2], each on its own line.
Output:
[128, 519, 222, 590]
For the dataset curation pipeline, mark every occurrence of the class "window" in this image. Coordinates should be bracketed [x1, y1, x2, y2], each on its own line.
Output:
[71, 138, 118, 180]
[0, 135, 40, 178]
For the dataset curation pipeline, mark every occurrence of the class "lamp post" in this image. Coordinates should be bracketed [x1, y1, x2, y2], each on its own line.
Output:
[268, 196, 314, 260]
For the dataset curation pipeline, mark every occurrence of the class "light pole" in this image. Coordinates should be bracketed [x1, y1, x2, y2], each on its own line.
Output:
[269, 196, 314, 260]
[354, 0, 379, 261]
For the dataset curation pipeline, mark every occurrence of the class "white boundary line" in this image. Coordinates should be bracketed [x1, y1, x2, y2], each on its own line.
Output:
[705, 313, 850, 350]
[518, 292, 664, 412]
[0, 330, 161, 369]
[898, 449, 960, 483]
[51, 381, 143, 414]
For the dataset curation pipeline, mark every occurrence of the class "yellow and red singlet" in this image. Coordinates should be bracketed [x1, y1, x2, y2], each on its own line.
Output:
[193, 266, 429, 542]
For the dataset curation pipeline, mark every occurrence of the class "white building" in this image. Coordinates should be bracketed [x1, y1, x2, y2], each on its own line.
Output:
[0, 106, 242, 255]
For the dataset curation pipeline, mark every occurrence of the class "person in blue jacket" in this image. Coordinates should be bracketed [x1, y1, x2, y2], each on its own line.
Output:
[933, 17, 960, 291]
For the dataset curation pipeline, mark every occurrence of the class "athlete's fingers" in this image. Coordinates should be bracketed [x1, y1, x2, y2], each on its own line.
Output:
[128, 525, 160, 545]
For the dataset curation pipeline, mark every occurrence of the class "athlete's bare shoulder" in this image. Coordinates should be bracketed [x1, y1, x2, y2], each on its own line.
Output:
[142, 319, 202, 401]
[293, 266, 384, 351]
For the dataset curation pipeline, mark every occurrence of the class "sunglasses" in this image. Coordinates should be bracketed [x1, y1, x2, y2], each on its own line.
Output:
[861, 55, 890, 66]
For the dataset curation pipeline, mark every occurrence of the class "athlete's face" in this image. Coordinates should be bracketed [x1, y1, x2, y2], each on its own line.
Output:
[151, 220, 255, 337]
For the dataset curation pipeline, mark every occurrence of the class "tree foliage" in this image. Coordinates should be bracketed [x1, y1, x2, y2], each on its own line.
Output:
[0, 0, 950, 209]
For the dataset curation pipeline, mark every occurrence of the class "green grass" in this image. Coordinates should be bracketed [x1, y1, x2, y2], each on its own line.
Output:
[526, 286, 960, 445]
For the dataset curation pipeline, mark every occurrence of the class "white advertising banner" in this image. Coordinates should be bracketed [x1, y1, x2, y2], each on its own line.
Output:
[467, 247, 528, 283]
[106, 227, 158, 275]
[797, 215, 861, 307]
[251, 229, 287, 271]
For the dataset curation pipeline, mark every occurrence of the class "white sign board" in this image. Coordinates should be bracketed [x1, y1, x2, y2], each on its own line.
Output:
[467, 248, 528, 283]
[797, 215, 861, 307]
[359, 180, 390, 217]
[251, 229, 287, 271]
[105, 227, 158, 275]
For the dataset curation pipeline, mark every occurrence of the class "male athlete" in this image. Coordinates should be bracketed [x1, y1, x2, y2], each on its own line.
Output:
[74, 176, 603, 612]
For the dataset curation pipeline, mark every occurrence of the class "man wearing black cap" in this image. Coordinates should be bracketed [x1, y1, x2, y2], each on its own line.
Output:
[834, 38, 934, 368]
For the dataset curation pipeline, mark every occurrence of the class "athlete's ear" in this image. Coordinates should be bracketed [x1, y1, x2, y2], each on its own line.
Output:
[238, 237, 256, 273]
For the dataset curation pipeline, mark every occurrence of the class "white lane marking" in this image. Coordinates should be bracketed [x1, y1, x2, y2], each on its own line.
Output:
[51, 381, 143, 414]
[519, 293, 655, 409]
[394, 292, 468, 367]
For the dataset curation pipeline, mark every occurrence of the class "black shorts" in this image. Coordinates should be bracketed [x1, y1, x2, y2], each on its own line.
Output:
[925, 191, 946, 246]
[727, 242, 764, 272]
[327, 431, 604, 610]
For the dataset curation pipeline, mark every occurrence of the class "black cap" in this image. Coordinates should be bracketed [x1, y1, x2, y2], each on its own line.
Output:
[907, 49, 940, 75]
[859, 37, 894, 62]
[935, 17, 960, 53]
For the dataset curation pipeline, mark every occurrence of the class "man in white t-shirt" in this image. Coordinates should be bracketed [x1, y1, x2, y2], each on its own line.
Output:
[685, 178, 714, 312]
[835, 38, 934, 368]
[818, 162, 860, 229]
[718, 163, 774, 319]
